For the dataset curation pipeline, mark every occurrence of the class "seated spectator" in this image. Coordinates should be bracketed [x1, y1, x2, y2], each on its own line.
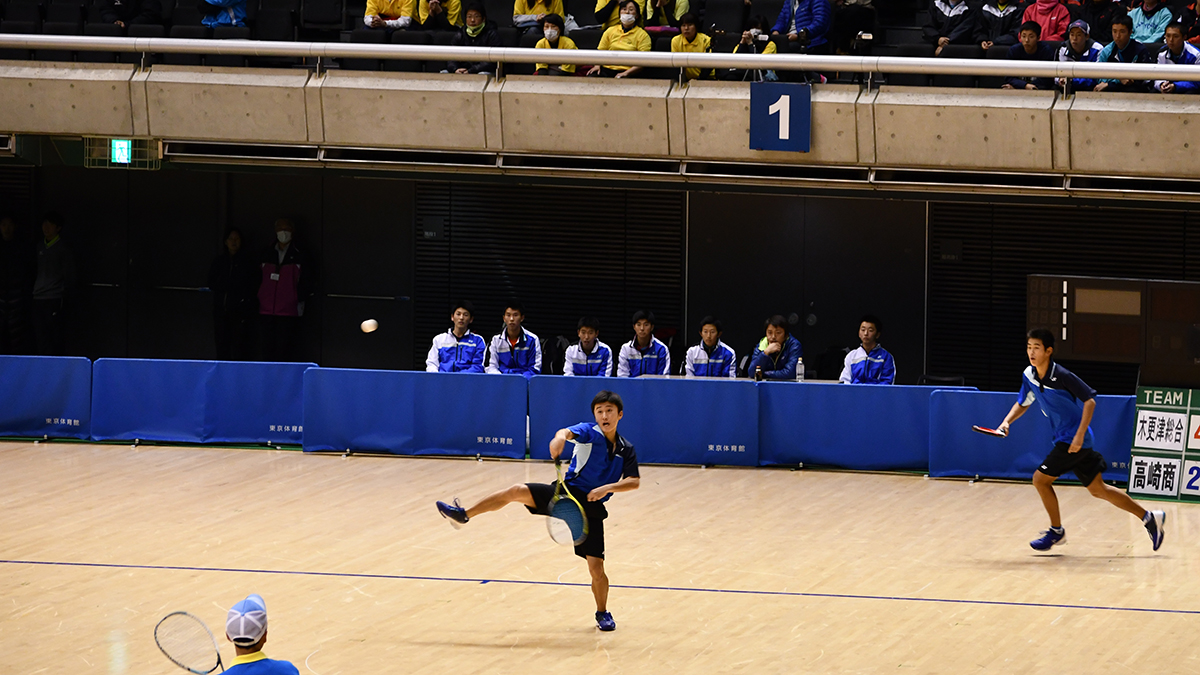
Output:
[748, 315, 802, 380]
[564, 316, 613, 376]
[365, 0, 415, 29]
[199, 0, 247, 27]
[420, 0, 461, 29]
[97, 0, 162, 28]
[1022, 0, 1070, 42]
[595, 0, 645, 29]
[1002, 21, 1056, 89]
[722, 14, 778, 81]
[1056, 19, 1103, 90]
[447, 3, 501, 74]
[923, 0, 976, 55]
[486, 302, 542, 379]
[224, 594, 299, 675]
[645, 0, 688, 33]
[32, 213, 75, 357]
[425, 300, 486, 373]
[1070, 0, 1121, 44]
[588, 0, 652, 78]
[513, 0, 563, 29]
[617, 310, 670, 377]
[1093, 14, 1153, 91]
[671, 13, 715, 80]
[1155, 22, 1200, 93]
[684, 316, 736, 378]
[772, 0, 832, 54]
[975, 0, 1022, 51]
[829, 0, 876, 55]
[536, 13, 578, 74]
[838, 315, 896, 385]
[1129, 0, 1173, 44]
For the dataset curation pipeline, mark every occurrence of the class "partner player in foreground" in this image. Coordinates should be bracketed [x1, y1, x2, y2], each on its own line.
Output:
[436, 390, 640, 631]
[997, 328, 1165, 552]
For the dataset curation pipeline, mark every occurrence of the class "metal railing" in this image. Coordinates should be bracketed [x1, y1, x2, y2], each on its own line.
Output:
[2, 34, 1200, 81]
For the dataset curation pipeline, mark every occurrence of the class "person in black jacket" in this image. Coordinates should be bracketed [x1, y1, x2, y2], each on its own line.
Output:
[1002, 21, 1056, 88]
[448, 3, 501, 74]
[208, 227, 258, 361]
[1070, 0, 1122, 43]
[0, 215, 36, 354]
[97, 0, 163, 27]
[924, 0, 977, 54]
[975, 0, 1023, 50]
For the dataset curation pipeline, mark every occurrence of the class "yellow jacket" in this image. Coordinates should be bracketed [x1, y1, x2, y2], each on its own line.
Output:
[513, 0, 564, 22]
[671, 32, 713, 80]
[594, 0, 645, 29]
[598, 24, 651, 70]
[535, 34, 578, 72]
[418, 0, 460, 26]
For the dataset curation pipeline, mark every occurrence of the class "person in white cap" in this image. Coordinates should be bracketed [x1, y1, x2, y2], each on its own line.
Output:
[224, 594, 299, 675]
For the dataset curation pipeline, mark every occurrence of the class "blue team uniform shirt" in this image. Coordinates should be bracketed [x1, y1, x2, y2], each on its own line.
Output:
[226, 653, 299, 675]
[564, 422, 639, 499]
[1017, 361, 1096, 447]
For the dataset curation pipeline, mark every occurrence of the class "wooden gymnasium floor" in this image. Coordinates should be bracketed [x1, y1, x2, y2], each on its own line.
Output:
[2, 441, 1200, 675]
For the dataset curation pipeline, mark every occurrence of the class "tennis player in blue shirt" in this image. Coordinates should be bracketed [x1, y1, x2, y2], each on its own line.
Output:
[997, 329, 1165, 552]
[436, 390, 640, 631]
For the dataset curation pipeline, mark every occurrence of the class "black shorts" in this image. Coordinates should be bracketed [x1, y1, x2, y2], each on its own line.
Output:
[1037, 442, 1107, 487]
[525, 482, 607, 560]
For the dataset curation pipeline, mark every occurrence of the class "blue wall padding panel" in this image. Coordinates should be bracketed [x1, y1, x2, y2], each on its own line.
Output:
[0, 355, 92, 439]
[929, 390, 1134, 481]
[302, 368, 527, 458]
[528, 376, 760, 466]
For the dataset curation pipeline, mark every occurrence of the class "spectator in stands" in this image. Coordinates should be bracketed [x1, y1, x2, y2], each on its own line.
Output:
[486, 302, 542, 379]
[1155, 22, 1200, 92]
[923, 0, 976, 55]
[564, 316, 613, 376]
[199, 0, 247, 27]
[645, 0, 688, 33]
[617, 310, 670, 377]
[447, 4, 501, 74]
[426, 300, 487, 373]
[748, 315, 801, 380]
[97, 0, 162, 28]
[209, 227, 257, 361]
[684, 316, 736, 378]
[595, 0, 645, 29]
[672, 13, 715, 80]
[975, 0, 1022, 51]
[771, 0, 832, 53]
[31, 212, 75, 357]
[838, 315, 896, 385]
[535, 13, 578, 74]
[365, 0, 415, 29]
[1022, 0, 1071, 41]
[829, 0, 876, 54]
[1093, 14, 1153, 91]
[0, 215, 35, 354]
[1002, 21, 1056, 89]
[257, 218, 315, 362]
[588, 0, 652, 77]
[722, 14, 778, 81]
[1070, 0, 1121, 44]
[224, 594, 299, 675]
[420, 0, 462, 29]
[513, 0, 563, 29]
[1056, 19, 1103, 90]
[1129, 0, 1173, 44]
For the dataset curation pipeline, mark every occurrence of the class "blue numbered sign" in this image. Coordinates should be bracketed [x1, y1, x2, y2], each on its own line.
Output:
[749, 82, 812, 153]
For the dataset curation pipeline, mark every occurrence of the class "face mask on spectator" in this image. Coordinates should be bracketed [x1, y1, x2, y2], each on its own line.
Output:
[620, 11, 635, 25]
[277, 231, 292, 244]
[545, 27, 559, 40]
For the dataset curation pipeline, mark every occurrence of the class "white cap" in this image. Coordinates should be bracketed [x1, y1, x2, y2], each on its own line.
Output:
[225, 594, 268, 647]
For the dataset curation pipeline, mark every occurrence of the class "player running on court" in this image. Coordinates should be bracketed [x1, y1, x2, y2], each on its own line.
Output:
[436, 390, 640, 631]
[997, 328, 1166, 552]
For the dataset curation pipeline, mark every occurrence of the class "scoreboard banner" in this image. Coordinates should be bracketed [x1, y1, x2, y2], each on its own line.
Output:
[1128, 387, 1200, 501]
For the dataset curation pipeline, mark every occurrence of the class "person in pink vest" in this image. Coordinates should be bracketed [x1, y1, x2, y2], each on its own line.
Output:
[1023, 0, 1070, 41]
[257, 218, 316, 362]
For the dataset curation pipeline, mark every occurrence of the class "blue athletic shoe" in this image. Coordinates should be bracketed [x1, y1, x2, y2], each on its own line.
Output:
[1030, 528, 1066, 551]
[1145, 510, 1166, 551]
[436, 499, 468, 529]
[596, 611, 616, 632]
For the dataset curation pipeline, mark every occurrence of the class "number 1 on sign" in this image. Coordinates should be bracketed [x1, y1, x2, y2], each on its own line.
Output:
[768, 94, 790, 141]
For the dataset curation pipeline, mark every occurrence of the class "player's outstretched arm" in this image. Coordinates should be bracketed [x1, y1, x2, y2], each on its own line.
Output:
[548, 428, 577, 460]
[998, 402, 1029, 435]
[587, 476, 640, 501]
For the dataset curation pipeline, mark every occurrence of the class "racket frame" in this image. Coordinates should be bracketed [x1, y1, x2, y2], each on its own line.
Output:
[547, 458, 589, 546]
[154, 611, 225, 675]
[972, 425, 1008, 438]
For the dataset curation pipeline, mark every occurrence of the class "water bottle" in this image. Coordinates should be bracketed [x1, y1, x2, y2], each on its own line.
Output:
[754, 366, 764, 382]
[796, 357, 805, 382]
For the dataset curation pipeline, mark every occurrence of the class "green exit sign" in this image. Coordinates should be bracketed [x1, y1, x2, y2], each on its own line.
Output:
[110, 139, 132, 164]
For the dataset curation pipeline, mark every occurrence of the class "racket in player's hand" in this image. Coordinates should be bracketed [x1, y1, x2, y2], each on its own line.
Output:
[155, 611, 224, 674]
[972, 425, 1008, 438]
[546, 459, 588, 546]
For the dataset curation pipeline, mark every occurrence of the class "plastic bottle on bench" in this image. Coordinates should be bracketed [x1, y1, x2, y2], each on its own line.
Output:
[796, 357, 805, 382]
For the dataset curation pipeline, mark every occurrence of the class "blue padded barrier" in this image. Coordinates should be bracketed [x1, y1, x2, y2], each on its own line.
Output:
[0, 355, 92, 439]
[759, 382, 975, 470]
[302, 369, 527, 457]
[929, 390, 1134, 481]
[91, 359, 313, 444]
[528, 376, 760, 466]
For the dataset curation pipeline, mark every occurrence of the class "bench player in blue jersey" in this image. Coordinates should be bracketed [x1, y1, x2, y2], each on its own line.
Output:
[997, 328, 1165, 552]
[436, 390, 641, 631]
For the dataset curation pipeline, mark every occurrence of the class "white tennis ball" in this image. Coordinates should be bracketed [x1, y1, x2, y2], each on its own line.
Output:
[361, 319, 378, 333]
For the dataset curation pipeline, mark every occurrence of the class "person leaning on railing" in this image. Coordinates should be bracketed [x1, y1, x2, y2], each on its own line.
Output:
[1091, 14, 1153, 92]
[1001, 21, 1056, 89]
[447, 3, 502, 75]
[1054, 19, 1103, 91]
[535, 13, 578, 75]
[1154, 21, 1200, 93]
[671, 13, 716, 80]
[588, 0, 652, 78]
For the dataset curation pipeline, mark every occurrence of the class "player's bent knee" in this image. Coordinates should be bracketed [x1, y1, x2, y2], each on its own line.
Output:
[1032, 471, 1055, 486]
